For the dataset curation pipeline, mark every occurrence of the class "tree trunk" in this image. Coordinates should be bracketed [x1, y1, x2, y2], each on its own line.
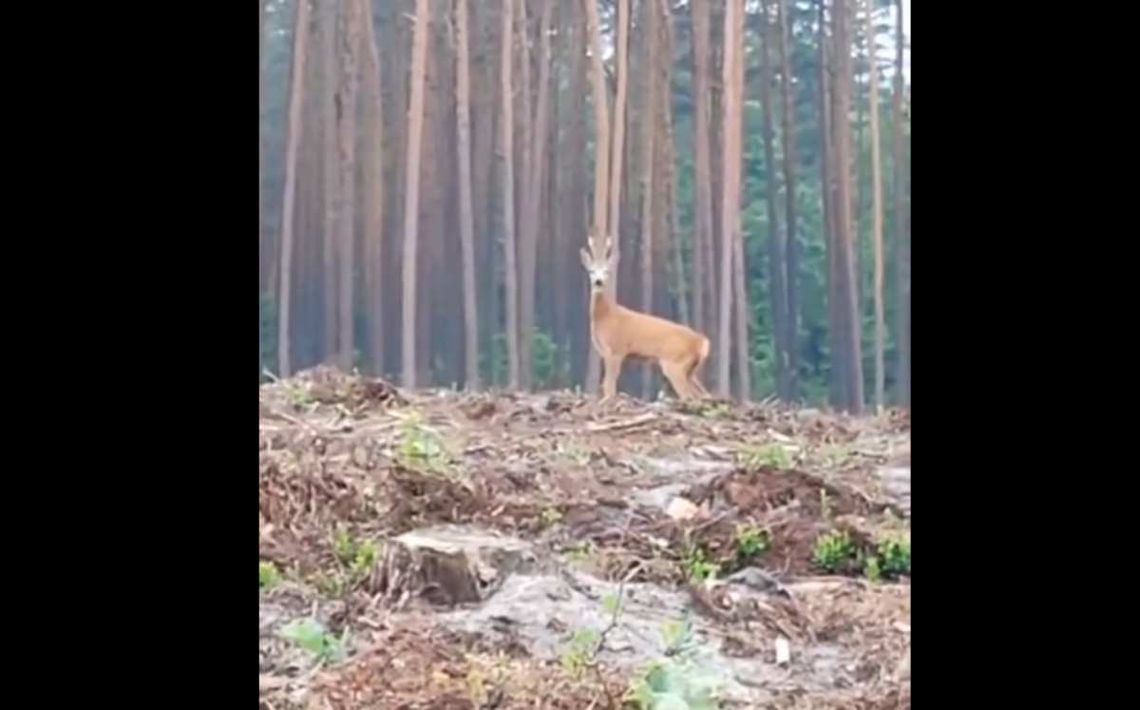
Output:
[472, 2, 496, 383]
[320, 0, 339, 361]
[608, 0, 630, 250]
[818, 0, 845, 408]
[691, 0, 714, 338]
[559, 0, 588, 386]
[335, 0, 362, 371]
[519, 0, 554, 390]
[583, 0, 611, 394]
[759, 0, 789, 401]
[499, 0, 521, 389]
[831, 0, 864, 413]
[401, 0, 431, 388]
[730, 0, 749, 402]
[259, 0, 268, 298]
[716, 0, 741, 397]
[893, 0, 909, 405]
[865, 0, 884, 411]
[455, 0, 481, 388]
[277, 0, 311, 377]
[661, 0, 688, 327]
[360, 0, 385, 376]
[776, 0, 799, 400]
[638, 0, 658, 398]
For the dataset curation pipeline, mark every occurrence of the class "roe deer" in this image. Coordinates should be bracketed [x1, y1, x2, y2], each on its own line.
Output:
[580, 234, 711, 402]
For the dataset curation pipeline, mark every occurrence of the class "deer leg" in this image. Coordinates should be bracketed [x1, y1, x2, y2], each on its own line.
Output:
[661, 360, 695, 400]
[685, 355, 711, 399]
[600, 354, 624, 403]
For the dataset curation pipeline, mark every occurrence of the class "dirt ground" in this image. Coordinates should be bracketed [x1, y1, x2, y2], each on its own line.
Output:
[259, 367, 911, 709]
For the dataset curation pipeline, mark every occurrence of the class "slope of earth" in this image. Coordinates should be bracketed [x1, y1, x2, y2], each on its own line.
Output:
[259, 367, 911, 709]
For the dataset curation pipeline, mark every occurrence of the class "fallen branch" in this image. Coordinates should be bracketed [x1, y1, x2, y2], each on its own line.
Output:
[585, 412, 658, 433]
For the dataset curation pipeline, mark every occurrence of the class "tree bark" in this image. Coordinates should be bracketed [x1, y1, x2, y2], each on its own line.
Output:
[335, 0, 362, 371]
[608, 0, 631, 250]
[730, 0, 749, 401]
[831, 0, 864, 413]
[277, 0, 312, 377]
[401, 0, 431, 388]
[776, 0, 799, 399]
[759, 0, 789, 400]
[818, 0, 845, 408]
[716, 0, 742, 397]
[320, 0, 339, 361]
[498, 0, 521, 388]
[583, 0, 611, 393]
[691, 0, 715, 337]
[455, 0, 481, 388]
[360, 0, 384, 376]
[661, 0, 687, 327]
[893, 0, 909, 405]
[519, 0, 554, 390]
[259, 0, 268, 298]
[865, 0, 884, 411]
[637, 0, 658, 398]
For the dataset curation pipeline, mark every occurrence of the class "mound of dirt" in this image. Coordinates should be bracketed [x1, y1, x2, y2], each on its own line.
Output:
[259, 370, 910, 708]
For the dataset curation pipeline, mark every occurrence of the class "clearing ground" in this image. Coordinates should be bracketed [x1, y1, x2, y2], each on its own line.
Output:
[259, 367, 911, 709]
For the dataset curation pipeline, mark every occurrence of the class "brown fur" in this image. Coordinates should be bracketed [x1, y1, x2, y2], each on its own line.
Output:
[588, 290, 711, 402]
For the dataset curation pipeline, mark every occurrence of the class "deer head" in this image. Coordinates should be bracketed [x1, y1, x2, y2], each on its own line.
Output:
[579, 233, 619, 292]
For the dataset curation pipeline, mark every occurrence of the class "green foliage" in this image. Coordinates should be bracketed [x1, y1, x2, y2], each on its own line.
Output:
[541, 506, 563, 527]
[628, 661, 719, 710]
[739, 443, 792, 470]
[278, 617, 346, 664]
[733, 524, 769, 560]
[565, 540, 596, 565]
[812, 529, 857, 573]
[333, 527, 378, 579]
[483, 329, 570, 389]
[876, 532, 911, 578]
[683, 544, 719, 583]
[395, 411, 452, 475]
[560, 627, 600, 679]
[259, 560, 281, 589]
[627, 616, 720, 710]
[863, 554, 882, 582]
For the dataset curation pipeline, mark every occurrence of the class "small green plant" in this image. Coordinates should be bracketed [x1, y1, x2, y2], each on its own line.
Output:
[565, 540, 596, 565]
[286, 384, 314, 408]
[627, 616, 719, 709]
[863, 555, 882, 582]
[278, 617, 346, 663]
[812, 529, 857, 573]
[683, 545, 720, 583]
[733, 524, 769, 560]
[627, 660, 719, 710]
[740, 443, 792, 470]
[259, 560, 281, 589]
[328, 528, 379, 591]
[541, 506, 564, 527]
[560, 627, 600, 679]
[876, 532, 911, 578]
[395, 411, 452, 474]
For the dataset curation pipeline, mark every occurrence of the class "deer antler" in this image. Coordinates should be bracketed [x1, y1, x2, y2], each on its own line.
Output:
[585, 231, 615, 263]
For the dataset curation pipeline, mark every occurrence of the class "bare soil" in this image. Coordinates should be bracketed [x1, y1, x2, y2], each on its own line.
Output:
[259, 367, 911, 708]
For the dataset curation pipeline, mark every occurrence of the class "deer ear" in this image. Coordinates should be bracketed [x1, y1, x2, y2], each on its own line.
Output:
[580, 248, 591, 269]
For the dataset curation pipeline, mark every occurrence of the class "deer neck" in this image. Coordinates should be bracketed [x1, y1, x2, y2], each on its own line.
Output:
[590, 289, 615, 325]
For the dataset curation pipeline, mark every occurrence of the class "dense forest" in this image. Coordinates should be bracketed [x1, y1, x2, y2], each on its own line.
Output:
[258, 0, 911, 413]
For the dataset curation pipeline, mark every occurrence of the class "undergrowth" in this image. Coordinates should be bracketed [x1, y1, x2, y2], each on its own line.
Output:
[558, 590, 721, 709]
[278, 617, 346, 664]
